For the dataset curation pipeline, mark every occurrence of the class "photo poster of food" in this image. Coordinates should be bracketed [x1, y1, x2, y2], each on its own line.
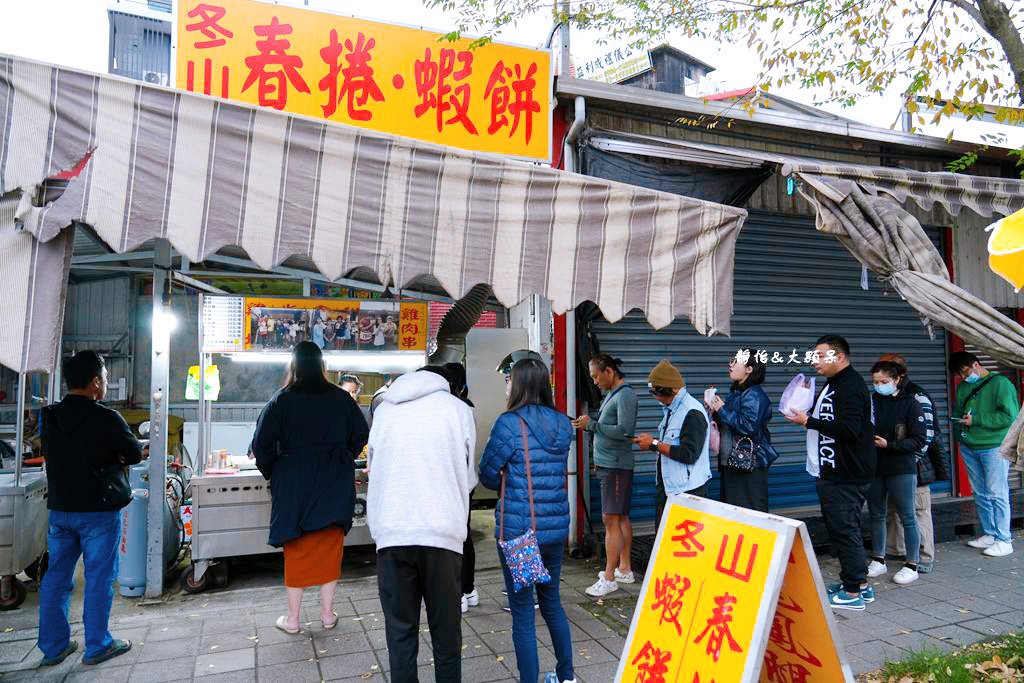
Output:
[243, 298, 427, 352]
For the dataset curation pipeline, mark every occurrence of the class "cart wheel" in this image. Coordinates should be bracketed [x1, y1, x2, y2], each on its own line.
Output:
[0, 577, 27, 610]
[180, 565, 208, 594]
[25, 552, 48, 581]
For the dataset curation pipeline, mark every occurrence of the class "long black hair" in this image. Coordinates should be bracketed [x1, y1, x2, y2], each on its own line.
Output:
[444, 362, 474, 407]
[731, 348, 766, 391]
[590, 352, 624, 379]
[283, 341, 332, 394]
[507, 358, 555, 411]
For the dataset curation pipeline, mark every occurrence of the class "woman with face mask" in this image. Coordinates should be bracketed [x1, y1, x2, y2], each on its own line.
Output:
[866, 359, 927, 586]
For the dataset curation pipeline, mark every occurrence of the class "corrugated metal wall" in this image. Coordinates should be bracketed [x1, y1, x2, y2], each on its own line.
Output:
[952, 211, 1024, 308]
[63, 277, 134, 402]
[590, 211, 952, 523]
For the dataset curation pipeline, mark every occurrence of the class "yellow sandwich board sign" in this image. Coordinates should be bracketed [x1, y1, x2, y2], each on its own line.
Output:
[616, 494, 854, 683]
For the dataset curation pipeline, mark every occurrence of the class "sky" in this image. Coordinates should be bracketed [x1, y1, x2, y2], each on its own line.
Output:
[1, 0, 1021, 147]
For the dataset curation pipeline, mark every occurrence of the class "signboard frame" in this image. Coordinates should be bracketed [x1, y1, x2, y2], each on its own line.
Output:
[175, 0, 554, 162]
[616, 493, 856, 683]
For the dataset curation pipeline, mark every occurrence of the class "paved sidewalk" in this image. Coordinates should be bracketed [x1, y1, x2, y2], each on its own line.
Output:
[0, 534, 1020, 681]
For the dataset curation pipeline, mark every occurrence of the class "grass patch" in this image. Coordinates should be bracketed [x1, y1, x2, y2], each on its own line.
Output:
[860, 631, 1024, 682]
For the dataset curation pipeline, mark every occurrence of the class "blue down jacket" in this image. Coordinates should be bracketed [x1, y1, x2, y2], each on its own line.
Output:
[479, 405, 573, 546]
[715, 385, 780, 470]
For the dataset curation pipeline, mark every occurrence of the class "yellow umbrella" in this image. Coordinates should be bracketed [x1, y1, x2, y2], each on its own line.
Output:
[987, 208, 1024, 291]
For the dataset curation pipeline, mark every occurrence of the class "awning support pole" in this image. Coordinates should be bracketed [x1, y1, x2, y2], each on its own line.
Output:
[14, 372, 26, 487]
[146, 239, 172, 598]
[197, 293, 206, 476]
[566, 310, 577, 550]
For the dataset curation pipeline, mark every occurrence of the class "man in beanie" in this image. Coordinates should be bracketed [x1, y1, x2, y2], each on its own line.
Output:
[633, 360, 711, 524]
[785, 335, 876, 611]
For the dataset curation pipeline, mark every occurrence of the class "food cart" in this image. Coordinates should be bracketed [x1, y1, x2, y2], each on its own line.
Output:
[0, 372, 54, 610]
[181, 294, 427, 592]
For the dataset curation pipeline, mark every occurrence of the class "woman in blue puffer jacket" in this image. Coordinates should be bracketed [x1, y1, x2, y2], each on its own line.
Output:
[479, 357, 576, 683]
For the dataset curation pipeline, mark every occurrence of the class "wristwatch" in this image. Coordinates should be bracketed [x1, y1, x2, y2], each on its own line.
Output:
[649, 439, 660, 453]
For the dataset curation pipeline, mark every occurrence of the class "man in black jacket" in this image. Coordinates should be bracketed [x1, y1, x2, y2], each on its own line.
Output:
[37, 351, 142, 667]
[785, 335, 876, 611]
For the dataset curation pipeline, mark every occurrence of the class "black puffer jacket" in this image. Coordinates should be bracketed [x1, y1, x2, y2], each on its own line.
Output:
[805, 365, 877, 483]
[252, 386, 369, 546]
[872, 389, 927, 478]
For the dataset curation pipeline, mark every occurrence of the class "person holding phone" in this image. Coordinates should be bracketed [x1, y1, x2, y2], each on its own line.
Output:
[572, 353, 638, 598]
[949, 351, 1019, 558]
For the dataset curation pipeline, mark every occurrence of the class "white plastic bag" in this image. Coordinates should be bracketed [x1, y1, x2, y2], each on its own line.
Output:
[780, 373, 816, 416]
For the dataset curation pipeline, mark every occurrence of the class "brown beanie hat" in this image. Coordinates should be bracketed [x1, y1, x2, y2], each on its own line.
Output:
[647, 360, 684, 390]
[878, 352, 908, 369]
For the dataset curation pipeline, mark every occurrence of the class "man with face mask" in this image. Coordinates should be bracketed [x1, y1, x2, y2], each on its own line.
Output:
[949, 351, 1018, 558]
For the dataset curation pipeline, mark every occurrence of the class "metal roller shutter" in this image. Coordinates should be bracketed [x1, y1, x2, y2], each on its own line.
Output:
[590, 211, 952, 525]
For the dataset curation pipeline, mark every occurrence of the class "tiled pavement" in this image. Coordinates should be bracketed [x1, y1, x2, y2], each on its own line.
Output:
[0, 534, 1020, 681]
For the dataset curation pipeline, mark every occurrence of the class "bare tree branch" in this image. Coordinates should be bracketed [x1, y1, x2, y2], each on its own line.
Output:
[975, 0, 1024, 101]
[942, 0, 985, 25]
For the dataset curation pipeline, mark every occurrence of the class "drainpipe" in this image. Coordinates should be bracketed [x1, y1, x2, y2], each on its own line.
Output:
[563, 95, 585, 549]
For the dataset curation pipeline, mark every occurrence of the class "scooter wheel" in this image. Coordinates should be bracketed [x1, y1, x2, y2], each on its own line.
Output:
[180, 565, 208, 594]
[0, 577, 27, 610]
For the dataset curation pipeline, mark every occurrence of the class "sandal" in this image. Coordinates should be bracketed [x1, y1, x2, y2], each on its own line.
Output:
[275, 616, 300, 635]
[322, 612, 338, 630]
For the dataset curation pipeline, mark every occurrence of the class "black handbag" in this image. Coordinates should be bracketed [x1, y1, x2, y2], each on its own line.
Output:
[97, 464, 132, 509]
[726, 436, 756, 472]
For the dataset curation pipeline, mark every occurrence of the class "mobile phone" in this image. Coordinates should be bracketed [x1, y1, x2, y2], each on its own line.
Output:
[949, 417, 964, 422]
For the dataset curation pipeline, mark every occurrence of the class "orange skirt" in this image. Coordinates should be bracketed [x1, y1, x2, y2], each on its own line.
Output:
[283, 527, 345, 587]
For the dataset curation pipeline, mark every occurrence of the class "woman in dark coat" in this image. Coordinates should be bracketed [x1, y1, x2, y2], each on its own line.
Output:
[705, 350, 779, 512]
[479, 358, 575, 683]
[251, 342, 369, 634]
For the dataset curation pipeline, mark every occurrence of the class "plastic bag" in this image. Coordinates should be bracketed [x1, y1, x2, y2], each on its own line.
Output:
[780, 373, 815, 416]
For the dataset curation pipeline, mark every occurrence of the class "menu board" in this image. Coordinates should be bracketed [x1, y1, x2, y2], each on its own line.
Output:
[201, 296, 246, 353]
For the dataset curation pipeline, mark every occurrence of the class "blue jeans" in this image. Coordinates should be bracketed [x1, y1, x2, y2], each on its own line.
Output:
[498, 541, 574, 683]
[960, 445, 1012, 543]
[38, 510, 122, 659]
[868, 473, 920, 565]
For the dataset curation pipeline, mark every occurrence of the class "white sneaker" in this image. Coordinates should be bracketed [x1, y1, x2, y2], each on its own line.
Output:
[461, 594, 468, 614]
[463, 588, 479, 607]
[892, 566, 919, 585]
[585, 576, 619, 597]
[866, 560, 887, 578]
[983, 541, 1014, 557]
[543, 675, 577, 683]
[968, 535, 996, 549]
[614, 568, 636, 584]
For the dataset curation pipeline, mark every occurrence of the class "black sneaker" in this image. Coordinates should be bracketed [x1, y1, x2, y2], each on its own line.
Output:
[40, 640, 78, 667]
[83, 639, 132, 665]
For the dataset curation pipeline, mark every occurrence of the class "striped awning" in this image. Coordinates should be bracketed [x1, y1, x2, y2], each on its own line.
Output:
[587, 130, 1024, 218]
[0, 55, 747, 375]
[0, 192, 74, 373]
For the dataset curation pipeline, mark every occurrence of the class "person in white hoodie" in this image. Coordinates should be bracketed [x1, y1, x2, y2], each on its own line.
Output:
[367, 366, 477, 683]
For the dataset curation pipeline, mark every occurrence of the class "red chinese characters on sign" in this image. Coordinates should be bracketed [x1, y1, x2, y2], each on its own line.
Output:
[649, 572, 691, 636]
[484, 61, 541, 144]
[185, 3, 233, 48]
[693, 592, 744, 663]
[769, 611, 821, 668]
[319, 31, 384, 121]
[242, 17, 310, 110]
[413, 48, 478, 134]
[763, 650, 813, 683]
[184, 3, 233, 97]
[715, 533, 759, 582]
[671, 519, 706, 558]
[631, 641, 671, 683]
[399, 307, 421, 350]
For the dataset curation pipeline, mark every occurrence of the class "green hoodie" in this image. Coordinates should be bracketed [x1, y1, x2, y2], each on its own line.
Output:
[953, 372, 1020, 449]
